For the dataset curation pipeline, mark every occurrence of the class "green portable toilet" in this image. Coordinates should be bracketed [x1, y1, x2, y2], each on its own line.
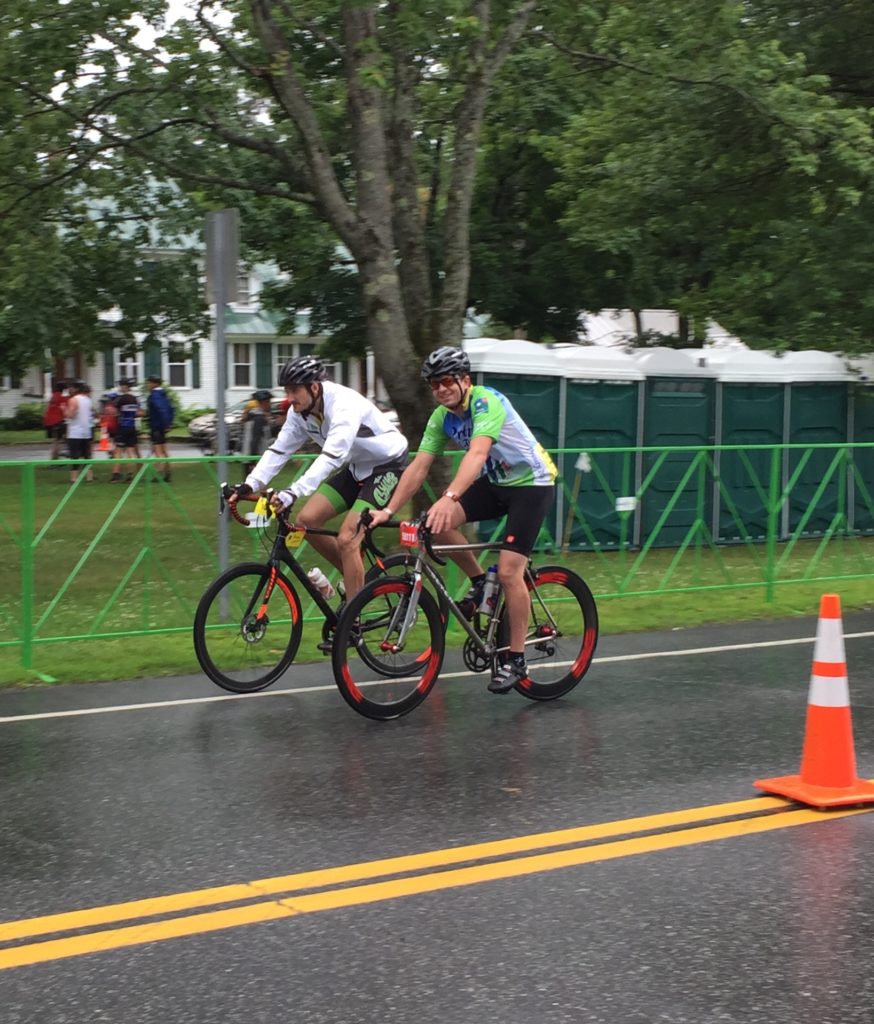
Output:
[714, 350, 788, 542]
[849, 356, 874, 534]
[635, 348, 716, 548]
[554, 346, 643, 550]
[468, 339, 562, 548]
[784, 351, 850, 538]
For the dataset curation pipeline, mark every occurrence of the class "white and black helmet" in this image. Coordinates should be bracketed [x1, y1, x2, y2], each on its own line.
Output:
[279, 356, 327, 386]
[421, 346, 470, 381]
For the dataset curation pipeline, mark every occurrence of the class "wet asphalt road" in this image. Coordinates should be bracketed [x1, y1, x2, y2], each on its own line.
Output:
[2, 613, 874, 1024]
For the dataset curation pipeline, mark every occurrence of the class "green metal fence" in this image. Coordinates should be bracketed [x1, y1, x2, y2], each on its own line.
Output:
[2, 443, 873, 681]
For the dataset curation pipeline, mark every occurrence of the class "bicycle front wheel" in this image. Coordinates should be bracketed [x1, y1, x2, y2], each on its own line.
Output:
[498, 565, 598, 701]
[364, 551, 450, 620]
[332, 576, 445, 721]
[193, 563, 303, 693]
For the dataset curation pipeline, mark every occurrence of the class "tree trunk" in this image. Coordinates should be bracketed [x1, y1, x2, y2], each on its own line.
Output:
[358, 255, 431, 439]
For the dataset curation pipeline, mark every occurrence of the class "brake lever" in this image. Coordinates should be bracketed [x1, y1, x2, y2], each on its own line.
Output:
[419, 513, 446, 566]
[357, 509, 387, 560]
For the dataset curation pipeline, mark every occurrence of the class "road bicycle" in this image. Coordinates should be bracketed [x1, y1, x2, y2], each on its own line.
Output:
[331, 514, 599, 721]
[193, 486, 407, 694]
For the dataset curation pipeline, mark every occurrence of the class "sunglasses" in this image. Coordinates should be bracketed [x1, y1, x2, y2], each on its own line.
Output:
[428, 376, 459, 391]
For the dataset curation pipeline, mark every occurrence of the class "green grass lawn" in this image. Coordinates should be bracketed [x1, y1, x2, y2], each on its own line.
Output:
[0, 450, 872, 687]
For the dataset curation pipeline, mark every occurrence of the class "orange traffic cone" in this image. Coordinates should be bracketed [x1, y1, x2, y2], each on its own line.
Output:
[98, 427, 109, 452]
[755, 593, 874, 808]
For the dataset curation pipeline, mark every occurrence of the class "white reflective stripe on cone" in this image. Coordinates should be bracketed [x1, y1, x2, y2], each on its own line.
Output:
[808, 673, 851, 708]
[814, 615, 847, 663]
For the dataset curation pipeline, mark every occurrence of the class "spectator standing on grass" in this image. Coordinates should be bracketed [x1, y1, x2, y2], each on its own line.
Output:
[43, 381, 68, 463]
[112, 379, 142, 482]
[146, 375, 174, 482]
[240, 389, 273, 476]
[99, 390, 120, 475]
[64, 381, 95, 484]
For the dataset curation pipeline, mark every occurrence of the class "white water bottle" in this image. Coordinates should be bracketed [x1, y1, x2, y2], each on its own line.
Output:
[479, 565, 499, 613]
[307, 566, 335, 601]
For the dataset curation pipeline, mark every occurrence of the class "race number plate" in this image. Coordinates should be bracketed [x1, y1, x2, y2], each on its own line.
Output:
[285, 528, 306, 549]
[399, 521, 419, 548]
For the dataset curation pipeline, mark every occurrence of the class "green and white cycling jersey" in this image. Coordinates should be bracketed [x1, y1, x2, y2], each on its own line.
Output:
[419, 385, 557, 487]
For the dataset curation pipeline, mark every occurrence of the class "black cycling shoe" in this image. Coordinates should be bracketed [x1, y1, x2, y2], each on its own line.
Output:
[458, 578, 486, 620]
[488, 660, 528, 694]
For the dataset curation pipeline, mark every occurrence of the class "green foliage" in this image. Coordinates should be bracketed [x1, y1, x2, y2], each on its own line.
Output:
[543, 0, 874, 351]
[6, 403, 45, 430]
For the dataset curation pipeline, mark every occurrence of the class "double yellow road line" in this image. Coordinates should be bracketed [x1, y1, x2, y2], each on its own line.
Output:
[1, 795, 868, 971]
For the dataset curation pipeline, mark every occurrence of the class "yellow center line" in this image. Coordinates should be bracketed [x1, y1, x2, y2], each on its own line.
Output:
[0, 797, 870, 971]
[0, 795, 785, 944]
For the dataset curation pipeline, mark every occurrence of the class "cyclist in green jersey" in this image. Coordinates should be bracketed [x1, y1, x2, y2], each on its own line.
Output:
[367, 346, 557, 694]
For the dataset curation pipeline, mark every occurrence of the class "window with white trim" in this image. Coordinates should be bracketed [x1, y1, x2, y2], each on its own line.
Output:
[116, 352, 139, 385]
[233, 343, 251, 387]
[276, 343, 295, 382]
[167, 345, 188, 389]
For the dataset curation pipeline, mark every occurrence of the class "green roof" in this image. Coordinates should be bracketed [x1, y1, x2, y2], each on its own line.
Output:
[225, 310, 313, 336]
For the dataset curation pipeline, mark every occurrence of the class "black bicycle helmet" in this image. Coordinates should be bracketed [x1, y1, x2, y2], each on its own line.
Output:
[278, 356, 327, 387]
[421, 346, 470, 381]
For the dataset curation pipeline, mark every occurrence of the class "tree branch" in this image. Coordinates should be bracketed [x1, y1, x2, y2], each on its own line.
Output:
[538, 31, 828, 134]
[249, 0, 361, 250]
[438, 0, 538, 339]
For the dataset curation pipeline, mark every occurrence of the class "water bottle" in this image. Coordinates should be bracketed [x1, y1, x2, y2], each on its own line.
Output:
[307, 567, 335, 601]
[479, 564, 499, 614]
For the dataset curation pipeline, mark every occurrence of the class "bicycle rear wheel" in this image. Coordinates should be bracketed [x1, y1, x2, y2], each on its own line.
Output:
[498, 565, 598, 701]
[193, 563, 303, 693]
[332, 576, 445, 721]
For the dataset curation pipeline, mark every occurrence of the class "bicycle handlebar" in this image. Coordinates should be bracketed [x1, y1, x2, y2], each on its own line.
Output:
[221, 484, 384, 564]
[356, 509, 448, 566]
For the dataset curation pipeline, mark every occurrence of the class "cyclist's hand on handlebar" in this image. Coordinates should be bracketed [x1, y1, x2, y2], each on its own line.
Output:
[226, 482, 253, 507]
[364, 507, 391, 530]
[270, 488, 296, 513]
[425, 495, 458, 535]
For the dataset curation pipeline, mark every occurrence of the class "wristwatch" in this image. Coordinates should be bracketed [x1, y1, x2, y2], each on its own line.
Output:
[443, 489, 460, 502]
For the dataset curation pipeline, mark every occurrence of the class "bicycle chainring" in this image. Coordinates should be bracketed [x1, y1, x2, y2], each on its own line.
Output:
[463, 637, 491, 673]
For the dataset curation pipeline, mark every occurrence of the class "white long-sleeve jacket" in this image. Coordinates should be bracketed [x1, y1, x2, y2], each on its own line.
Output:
[244, 381, 407, 499]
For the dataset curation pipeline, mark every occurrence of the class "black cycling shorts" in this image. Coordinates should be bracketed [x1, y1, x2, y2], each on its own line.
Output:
[319, 453, 409, 514]
[458, 477, 555, 555]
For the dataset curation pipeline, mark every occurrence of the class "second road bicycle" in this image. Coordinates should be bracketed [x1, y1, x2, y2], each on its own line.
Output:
[331, 513, 599, 720]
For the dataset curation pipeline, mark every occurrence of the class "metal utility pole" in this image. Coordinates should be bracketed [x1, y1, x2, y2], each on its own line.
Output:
[205, 209, 240, 571]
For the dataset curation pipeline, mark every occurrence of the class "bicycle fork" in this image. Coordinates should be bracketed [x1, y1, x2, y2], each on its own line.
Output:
[380, 571, 425, 652]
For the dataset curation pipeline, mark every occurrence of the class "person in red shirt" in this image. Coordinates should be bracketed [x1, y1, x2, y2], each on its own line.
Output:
[43, 381, 68, 462]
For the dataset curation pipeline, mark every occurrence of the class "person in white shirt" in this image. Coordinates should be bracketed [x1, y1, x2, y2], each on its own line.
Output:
[228, 356, 408, 602]
[64, 381, 95, 484]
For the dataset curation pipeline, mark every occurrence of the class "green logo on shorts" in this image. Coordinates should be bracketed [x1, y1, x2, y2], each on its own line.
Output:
[373, 471, 399, 507]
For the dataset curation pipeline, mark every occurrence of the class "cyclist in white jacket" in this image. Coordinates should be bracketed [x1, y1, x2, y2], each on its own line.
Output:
[228, 356, 408, 602]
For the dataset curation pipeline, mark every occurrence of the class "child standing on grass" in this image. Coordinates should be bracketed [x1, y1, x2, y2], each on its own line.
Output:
[43, 380, 68, 463]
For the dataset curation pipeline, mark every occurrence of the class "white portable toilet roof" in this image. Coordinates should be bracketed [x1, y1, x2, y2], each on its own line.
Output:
[778, 350, 852, 382]
[468, 338, 562, 376]
[632, 347, 715, 377]
[553, 344, 643, 381]
[463, 336, 501, 359]
[847, 354, 874, 383]
[713, 349, 791, 383]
